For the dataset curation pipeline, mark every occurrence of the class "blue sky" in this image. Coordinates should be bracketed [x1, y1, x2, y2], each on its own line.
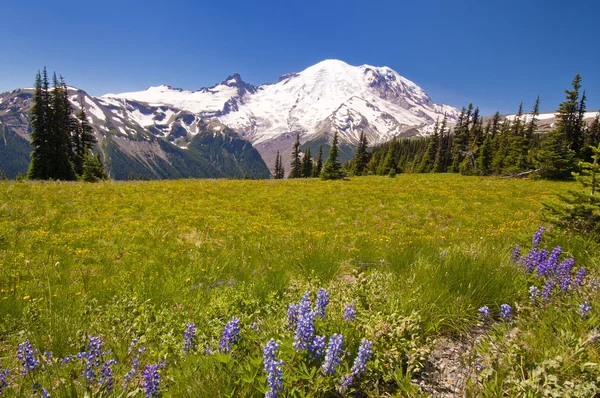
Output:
[0, 0, 598, 115]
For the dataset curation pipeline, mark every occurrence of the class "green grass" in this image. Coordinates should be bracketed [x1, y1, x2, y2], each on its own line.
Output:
[0, 174, 597, 396]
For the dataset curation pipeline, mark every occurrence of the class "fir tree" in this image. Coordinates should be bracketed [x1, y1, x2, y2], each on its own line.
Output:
[320, 132, 345, 180]
[301, 146, 313, 177]
[273, 150, 283, 179]
[289, 133, 302, 178]
[476, 134, 493, 176]
[351, 131, 369, 176]
[73, 99, 97, 176]
[526, 96, 540, 139]
[312, 145, 323, 177]
[417, 119, 439, 173]
[81, 153, 109, 182]
[27, 70, 52, 180]
[0, 170, 7, 181]
[432, 115, 450, 173]
[556, 74, 586, 156]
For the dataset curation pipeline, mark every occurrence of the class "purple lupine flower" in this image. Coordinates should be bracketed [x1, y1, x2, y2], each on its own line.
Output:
[60, 355, 75, 365]
[510, 245, 521, 264]
[340, 339, 373, 389]
[287, 303, 299, 329]
[322, 334, 344, 375]
[183, 322, 196, 354]
[293, 292, 316, 352]
[219, 317, 240, 353]
[42, 351, 53, 365]
[40, 388, 50, 398]
[499, 304, 512, 320]
[539, 246, 562, 278]
[0, 367, 9, 395]
[17, 341, 39, 375]
[523, 248, 539, 273]
[251, 322, 259, 332]
[99, 359, 117, 392]
[263, 339, 284, 398]
[124, 348, 144, 384]
[128, 337, 140, 354]
[579, 302, 592, 319]
[315, 288, 329, 319]
[478, 306, 490, 321]
[529, 286, 539, 302]
[542, 279, 555, 301]
[574, 267, 587, 287]
[83, 336, 103, 382]
[143, 364, 160, 397]
[308, 336, 326, 361]
[532, 226, 546, 248]
[343, 304, 357, 322]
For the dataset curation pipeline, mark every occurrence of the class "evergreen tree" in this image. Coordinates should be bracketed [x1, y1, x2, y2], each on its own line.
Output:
[320, 132, 345, 180]
[432, 115, 450, 173]
[73, 99, 97, 176]
[450, 104, 473, 172]
[526, 96, 540, 139]
[536, 128, 576, 179]
[351, 131, 369, 176]
[81, 153, 109, 182]
[312, 145, 324, 177]
[27, 70, 52, 180]
[476, 134, 493, 175]
[491, 119, 512, 174]
[417, 119, 439, 173]
[378, 138, 398, 175]
[49, 73, 77, 180]
[289, 133, 302, 178]
[273, 150, 282, 179]
[0, 170, 7, 181]
[301, 146, 313, 177]
[556, 74, 586, 156]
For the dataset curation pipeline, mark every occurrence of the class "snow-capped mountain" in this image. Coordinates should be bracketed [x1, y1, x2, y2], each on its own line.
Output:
[0, 60, 459, 177]
[101, 59, 459, 169]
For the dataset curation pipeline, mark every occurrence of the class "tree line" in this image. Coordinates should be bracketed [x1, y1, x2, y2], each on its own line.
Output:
[26, 68, 108, 182]
[351, 74, 599, 180]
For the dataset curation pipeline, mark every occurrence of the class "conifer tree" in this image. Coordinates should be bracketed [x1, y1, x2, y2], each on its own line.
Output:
[526, 96, 540, 139]
[351, 131, 369, 176]
[274, 150, 281, 179]
[557, 74, 586, 156]
[73, 98, 97, 176]
[417, 119, 439, 173]
[450, 104, 473, 172]
[432, 115, 450, 173]
[379, 138, 398, 175]
[289, 133, 302, 178]
[81, 153, 109, 182]
[301, 146, 313, 177]
[48, 73, 77, 180]
[320, 132, 345, 180]
[476, 134, 493, 175]
[0, 170, 7, 181]
[27, 70, 52, 180]
[312, 145, 323, 177]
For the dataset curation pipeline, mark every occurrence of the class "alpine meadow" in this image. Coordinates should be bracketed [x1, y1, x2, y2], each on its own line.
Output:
[2, 1, 600, 396]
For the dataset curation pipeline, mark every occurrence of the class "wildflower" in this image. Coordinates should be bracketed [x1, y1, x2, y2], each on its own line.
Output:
[529, 286, 539, 302]
[99, 359, 117, 392]
[251, 322, 259, 332]
[40, 388, 50, 398]
[293, 303, 316, 352]
[315, 288, 329, 319]
[263, 339, 284, 398]
[538, 246, 561, 278]
[579, 302, 592, 319]
[308, 336, 326, 361]
[478, 306, 490, 321]
[124, 348, 144, 384]
[183, 322, 196, 354]
[219, 317, 240, 353]
[542, 279, 555, 301]
[340, 339, 373, 389]
[83, 336, 103, 382]
[322, 334, 344, 375]
[532, 226, 545, 248]
[286, 303, 299, 329]
[17, 341, 38, 375]
[499, 304, 512, 320]
[143, 364, 160, 397]
[510, 245, 521, 263]
[574, 267, 587, 287]
[128, 337, 140, 354]
[343, 304, 356, 322]
[0, 367, 9, 395]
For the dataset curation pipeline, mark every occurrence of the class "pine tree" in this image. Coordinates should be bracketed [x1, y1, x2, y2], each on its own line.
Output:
[27, 70, 52, 180]
[312, 145, 323, 177]
[417, 119, 439, 173]
[301, 146, 313, 177]
[526, 96, 540, 139]
[556, 74, 586, 156]
[379, 138, 398, 175]
[289, 133, 302, 178]
[49, 73, 77, 180]
[273, 150, 283, 179]
[73, 97, 97, 176]
[491, 119, 512, 174]
[320, 132, 345, 180]
[81, 153, 109, 182]
[0, 170, 7, 181]
[351, 131, 369, 176]
[476, 134, 493, 175]
[432, 115, 450, 173]
[450, 104, 473, 172]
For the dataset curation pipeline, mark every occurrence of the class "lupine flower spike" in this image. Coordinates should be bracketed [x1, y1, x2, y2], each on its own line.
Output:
[322, 334, 344, 375]
[263, 339, 284, 398]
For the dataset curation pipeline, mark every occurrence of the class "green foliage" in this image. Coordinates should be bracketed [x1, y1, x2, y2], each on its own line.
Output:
[351, 131, 370, 176]
[320, 132, 345, 180]
[81, 153, 109, 182]
[289, 133, 302, 179]
[543, 144, 600, 236]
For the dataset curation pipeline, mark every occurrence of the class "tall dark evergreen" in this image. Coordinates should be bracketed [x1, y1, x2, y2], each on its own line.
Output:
[27, 70, 52, 180]
[320, 132, 345, 180]
[351, 131, 369, 176]
[301, 146, 313, 177]
[289, 133, 302, 178]
[476, 134, 493, 176]
[526, 96, 540, 139]
[417, 119, 439, 173]
[556, 74, 586, 156]
[72, 98, 98, 176]
[49, 73, 77, 180]
[432, 115, 450, 173]
[312, 145, 323, 177]
[450, 104, 473, 172]
[273, 150, 282, 179]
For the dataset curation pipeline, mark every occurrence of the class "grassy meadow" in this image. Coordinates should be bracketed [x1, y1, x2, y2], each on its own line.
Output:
[0, 175, 598, 396]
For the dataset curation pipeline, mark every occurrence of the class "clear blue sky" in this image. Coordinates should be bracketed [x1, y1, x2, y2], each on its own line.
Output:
[1, 0, 598, 115]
